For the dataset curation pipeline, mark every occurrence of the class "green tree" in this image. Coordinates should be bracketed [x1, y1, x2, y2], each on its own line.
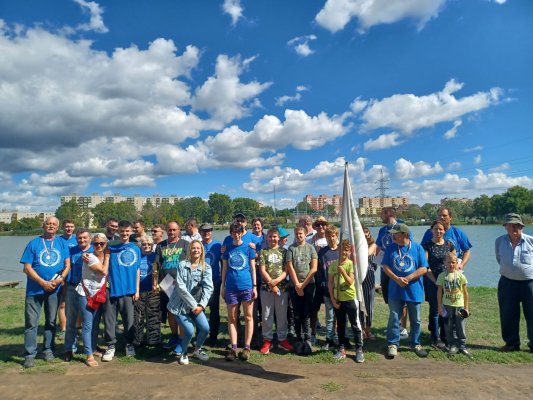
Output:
[13, 217, 42, 232]
[421, 203, 438, 221]
[180, 197, 208, 221]
[55, 200, 86, 227]
[501, 186, 531, 215]
[92, 201, 137, 228]
[139, 201, 161, 226]
[233, 197, 261, 218]
[208, 193, 233, 224]
[473, 194, 492, 223]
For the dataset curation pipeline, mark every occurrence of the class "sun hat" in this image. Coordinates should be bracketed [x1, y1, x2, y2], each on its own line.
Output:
[312, 216, 328, 228]
[502, 213, 524, 227]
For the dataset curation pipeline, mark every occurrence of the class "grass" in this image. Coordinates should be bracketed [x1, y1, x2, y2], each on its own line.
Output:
[320, 381, 344, 392]
[1, 286, 532, 374]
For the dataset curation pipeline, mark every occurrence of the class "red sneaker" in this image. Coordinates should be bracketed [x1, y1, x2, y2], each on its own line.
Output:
[278, 339, 294, 352]
[260, 340, 272, 354]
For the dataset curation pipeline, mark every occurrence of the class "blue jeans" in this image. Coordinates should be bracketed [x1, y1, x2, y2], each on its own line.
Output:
[323, 296, 336, 340]
[424, 276, 441, 341]
[65, 285, 99, 355]
[387, 299, 421, 346]
[24, 292, 59, 358]
[174, 311, 210, 354]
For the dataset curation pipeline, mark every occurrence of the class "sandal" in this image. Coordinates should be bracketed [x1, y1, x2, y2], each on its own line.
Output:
[85, 357, 99, 367]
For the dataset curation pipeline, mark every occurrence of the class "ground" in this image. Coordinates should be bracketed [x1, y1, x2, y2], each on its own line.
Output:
[2, 351, 533, 400]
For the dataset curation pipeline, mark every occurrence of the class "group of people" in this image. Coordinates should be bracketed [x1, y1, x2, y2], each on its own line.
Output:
[19, 207, 533, 368]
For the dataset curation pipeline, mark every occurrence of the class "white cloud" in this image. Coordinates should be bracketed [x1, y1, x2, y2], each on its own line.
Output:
[101, 176, 156, 188]
[74, 0, 109, 33]
[315, 0, 446, 33]
[489, 163, 510, 172]
[443, 119, 462, 139]
[472, 169, 533, 190]
[275, 85, 309, 106]
[354, 79, 503, 134]
[492, 0, 507, 4]
[464, 145, 483, 152]
[447, 162, 461, 171]
[192, 55, 272, 126]
[394, 158, 443, 179]
[222, 0, 244, 26]
[363, 132, 403, 151]
[474, 154, 482, 165]
[287, 35, 317, 57]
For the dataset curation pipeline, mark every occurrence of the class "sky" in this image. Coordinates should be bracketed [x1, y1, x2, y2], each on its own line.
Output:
[0, 0, 532, 212]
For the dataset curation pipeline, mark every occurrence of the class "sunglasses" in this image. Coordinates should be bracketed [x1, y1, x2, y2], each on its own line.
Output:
[93, 242, 106, 247]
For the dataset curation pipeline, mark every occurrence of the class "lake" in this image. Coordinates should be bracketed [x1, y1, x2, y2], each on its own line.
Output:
[2, 225, 532, 288]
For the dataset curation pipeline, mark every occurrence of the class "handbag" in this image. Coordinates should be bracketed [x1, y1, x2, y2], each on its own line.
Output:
[82, 278, 107, 311]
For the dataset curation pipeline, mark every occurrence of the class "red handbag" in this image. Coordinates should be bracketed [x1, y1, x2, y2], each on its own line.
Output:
[82, 279, 107, 311]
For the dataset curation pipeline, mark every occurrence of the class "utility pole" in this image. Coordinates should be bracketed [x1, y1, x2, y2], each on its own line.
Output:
[375, 168, 389, 208]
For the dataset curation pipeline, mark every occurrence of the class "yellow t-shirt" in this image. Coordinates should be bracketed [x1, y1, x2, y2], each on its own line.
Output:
[328, 259, 356, 302]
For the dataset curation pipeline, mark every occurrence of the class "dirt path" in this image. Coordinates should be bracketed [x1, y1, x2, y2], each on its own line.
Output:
[2, 354, 533, 400]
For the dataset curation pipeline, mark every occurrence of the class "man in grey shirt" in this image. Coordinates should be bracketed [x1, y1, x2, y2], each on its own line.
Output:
[495, 213, 533, 353]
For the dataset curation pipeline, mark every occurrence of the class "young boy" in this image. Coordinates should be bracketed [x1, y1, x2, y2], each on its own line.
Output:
[221, 222, 257, 361]
[328, 240, 364, 363]
[101, 220, 141, 361]
[258, 228, 293, 354]
[286, 226, 317, 354]
[437, 252, 471, 358]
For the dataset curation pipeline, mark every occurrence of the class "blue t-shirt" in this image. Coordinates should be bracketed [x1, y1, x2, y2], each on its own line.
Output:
[108, 242, 141, 297]
[204, 240, 222, 283]
[69, 245, 94, 285]
[20, 236, 70, 296]
[376, 223, 413, 252]
[421, 226, 472, 258]
[139, 252, 156, 293]
[383, 241, 428, 302]
[59, 235, 78, 249]
[222, 242, 256, 291]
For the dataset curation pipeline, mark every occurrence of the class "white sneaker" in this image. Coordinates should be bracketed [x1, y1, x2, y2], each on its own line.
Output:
[179, 354, 189, 365]
[387, 344, 397, 358]
[102, 347, 115, 362]
[192, 349, 209, 361]
[125, 344, 136, 357]
[400, 328, 408, 340]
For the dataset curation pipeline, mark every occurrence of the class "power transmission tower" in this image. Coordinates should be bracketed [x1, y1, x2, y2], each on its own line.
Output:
[375, 168, 389, 208]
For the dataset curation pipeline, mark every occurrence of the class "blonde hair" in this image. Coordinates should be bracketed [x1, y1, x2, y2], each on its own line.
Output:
[188, 239, 206, 271]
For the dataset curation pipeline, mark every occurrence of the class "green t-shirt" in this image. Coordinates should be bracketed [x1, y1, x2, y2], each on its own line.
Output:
[287, 242, 317, 284]
[437, 271, 468, 307]
[328, 259, 356, 302]
[259, 247, 288, 292]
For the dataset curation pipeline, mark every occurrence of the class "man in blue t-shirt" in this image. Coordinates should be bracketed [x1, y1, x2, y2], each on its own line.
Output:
[101, 220, 141, 362]
[200, 223, 223, 345]
[421, 207, 472, 269]
[19, 216, 71, 368]
[57, 219, 77, 341]
[382, 223, 428, 359]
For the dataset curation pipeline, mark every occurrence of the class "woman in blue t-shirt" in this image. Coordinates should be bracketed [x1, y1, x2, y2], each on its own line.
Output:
[221, 222, 257, 361]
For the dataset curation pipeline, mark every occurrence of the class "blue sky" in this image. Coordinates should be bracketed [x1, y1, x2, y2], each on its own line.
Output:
[0, 0, 532, 212]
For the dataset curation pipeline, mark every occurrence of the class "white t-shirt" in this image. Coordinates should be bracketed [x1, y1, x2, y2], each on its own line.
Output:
[76, 253, 106, 297]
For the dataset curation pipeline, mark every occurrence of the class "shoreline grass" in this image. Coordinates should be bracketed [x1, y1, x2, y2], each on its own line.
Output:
[1, 286, 532, 373]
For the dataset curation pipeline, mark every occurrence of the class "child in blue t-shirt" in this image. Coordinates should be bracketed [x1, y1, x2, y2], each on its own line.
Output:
[221, 222, 257, 361]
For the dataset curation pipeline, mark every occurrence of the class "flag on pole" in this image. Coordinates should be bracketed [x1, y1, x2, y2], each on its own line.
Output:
[339, 162, 368, 315]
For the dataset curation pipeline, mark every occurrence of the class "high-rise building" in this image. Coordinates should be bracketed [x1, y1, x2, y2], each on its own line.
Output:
[60, 193, 181, 212]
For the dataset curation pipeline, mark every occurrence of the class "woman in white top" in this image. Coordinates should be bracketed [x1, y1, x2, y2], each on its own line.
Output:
[78, 232, 108, 367]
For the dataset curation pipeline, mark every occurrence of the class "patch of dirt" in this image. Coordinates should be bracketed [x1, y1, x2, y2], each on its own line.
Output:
[2, 353, 533, 400]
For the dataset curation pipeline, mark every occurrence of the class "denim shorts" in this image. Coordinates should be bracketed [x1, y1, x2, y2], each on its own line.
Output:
[225, 288, 253, 305]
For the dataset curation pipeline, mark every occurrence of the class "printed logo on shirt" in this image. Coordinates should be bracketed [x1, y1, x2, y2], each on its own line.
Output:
[161, 247, 184, 270]
[229, 251, 247, 271]
[118, 248, 138, 267]
[391, 253, 415, 273]
[205, 251, 214, 267]
[381, 233, 393, 250]
[267, 252, 282, 264]
[38, 248, 62, 267]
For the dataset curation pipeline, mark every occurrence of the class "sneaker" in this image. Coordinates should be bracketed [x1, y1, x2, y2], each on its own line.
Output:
[333, 348, 346, 360]
[431, 339, 447, 351]
[399, 328, 408, 340]
[411, 345, 428, 358]
[192, 349, 209, 361]
[23, 357, 35, 368]
[387, 344, 398, 358]
[225, 349, 237, 361]
[43, 351, 55, 362]
[260, 340, 272, 355]
[101, 347, 115, 362]
[239, 348, 251, 361]
[125, 344, 136, 357]
[355, 350, 365, 363]
[449, 345, 458, 356]
[320, 342, 331, 351]
[170, 342, 183, 357]
[179, 354, 189, 365]
[500, 344, 520, 352]
[459, 348, 473, 359]
[64, 351, 74, 362]
[278, 339, 294, 352]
